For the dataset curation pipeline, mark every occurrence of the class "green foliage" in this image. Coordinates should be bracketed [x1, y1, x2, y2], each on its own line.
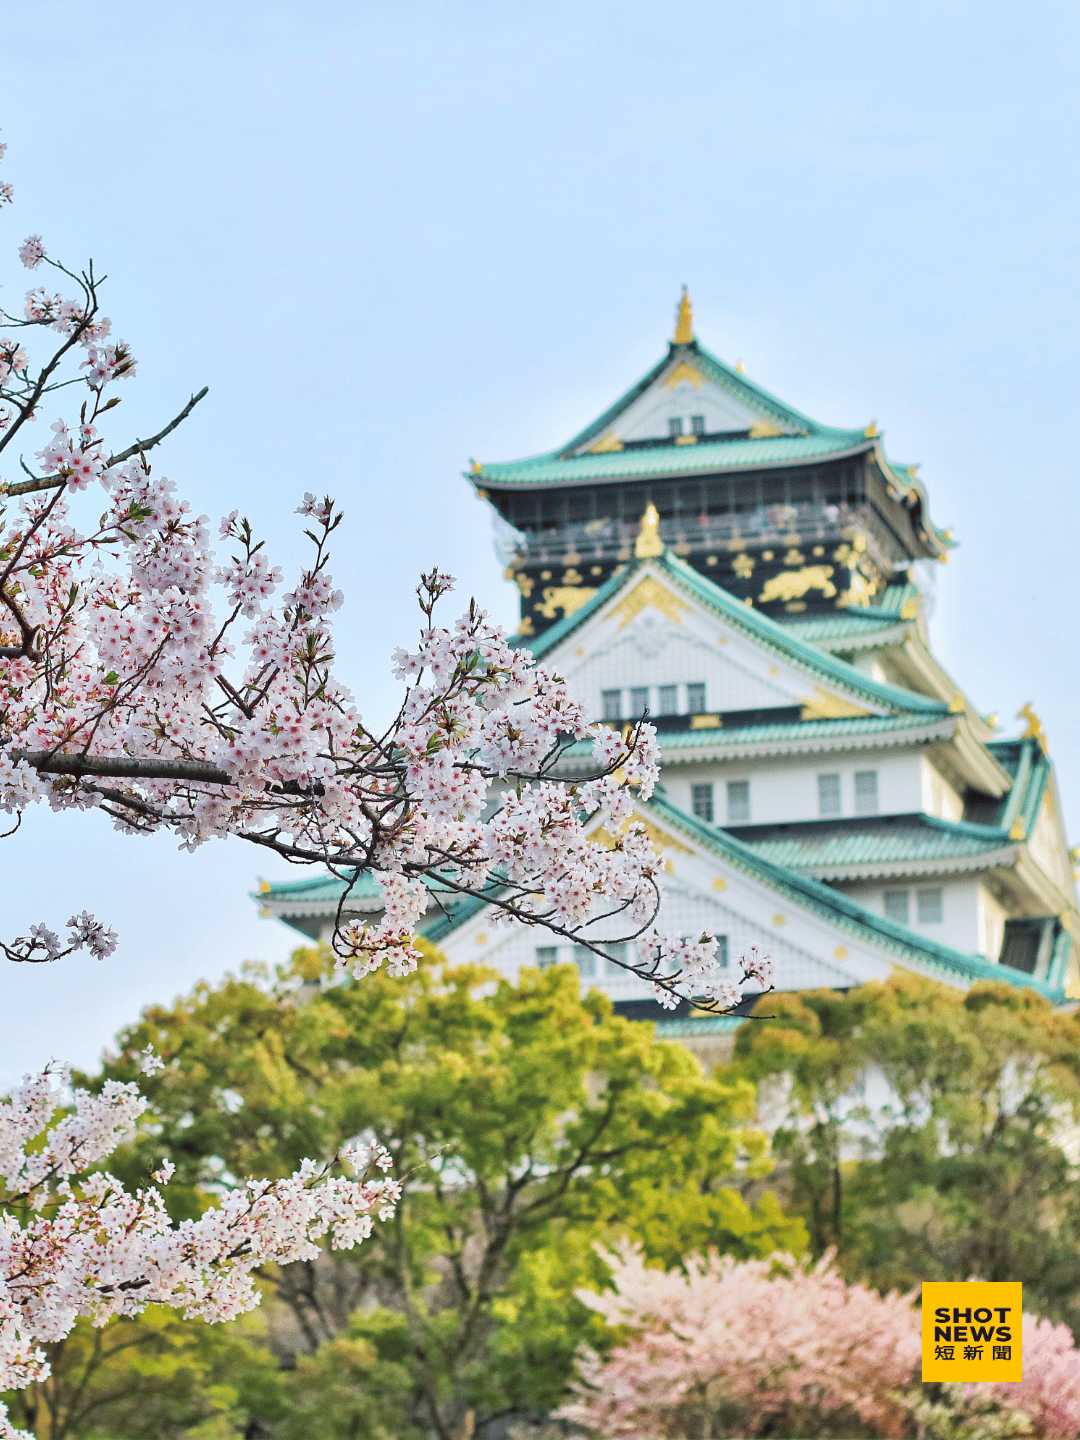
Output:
[66, 944, 801, 1439]
[1, 1306, 275, 1440]
[730, 973, 1080, 1327]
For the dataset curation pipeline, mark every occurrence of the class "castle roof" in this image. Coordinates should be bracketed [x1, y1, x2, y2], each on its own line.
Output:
[467, 292, 953, 555]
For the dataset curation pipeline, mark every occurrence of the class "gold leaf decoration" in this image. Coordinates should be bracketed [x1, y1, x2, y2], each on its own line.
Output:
[610, 575, 690, 629]
[759, 566, 837, 604]
[799, 686, 872, 721]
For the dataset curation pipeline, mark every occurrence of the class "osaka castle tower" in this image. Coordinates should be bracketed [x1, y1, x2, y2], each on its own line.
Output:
[258, 290, 1080, 1035]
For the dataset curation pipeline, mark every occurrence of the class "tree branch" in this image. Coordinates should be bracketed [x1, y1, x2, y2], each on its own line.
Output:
[2, 387, 209, 497]
[13, 751, 234, 784]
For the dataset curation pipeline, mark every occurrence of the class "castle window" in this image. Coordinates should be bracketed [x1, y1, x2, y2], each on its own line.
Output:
[668, 417, 684, 438]
[687, 682, 706, 714]
[602, 689, 621, 721]
[691, 414, 705, 435]
[692, 784, 714, 822]
[604, 942, 627, 976]
[818, 774, 842, 816]
[917, 888, 943, 924]
[717, 935, 729, 969]
[727, 780, 750, 823]
[535, 946, 558, 969]
[573, 945, 596, 978]
[630, 686, 649, 717]
[658, 685, 678, 716]
[854, 770, 879, 814]
[884, 889, 910, 925]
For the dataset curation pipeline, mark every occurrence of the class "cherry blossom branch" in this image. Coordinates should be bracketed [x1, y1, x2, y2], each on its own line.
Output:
[1, 386, 209, 496]
[0, 135, 767, 1018]
[0, 1056, 399, 1440]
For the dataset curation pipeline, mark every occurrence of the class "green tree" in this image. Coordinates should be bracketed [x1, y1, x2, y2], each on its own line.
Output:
[1, 1307, 275, 1440]
[730, 974, 1080, 1325]
[74, 944, 802, 1440]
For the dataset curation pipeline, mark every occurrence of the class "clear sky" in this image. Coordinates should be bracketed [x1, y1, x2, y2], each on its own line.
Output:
[0, 1, 1077, 1084]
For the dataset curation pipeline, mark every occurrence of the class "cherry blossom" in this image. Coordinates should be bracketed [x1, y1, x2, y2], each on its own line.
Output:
[0, 135, 768, 1015]
[0, 1062, 399, 1440]
[563, 1246, 1080, 1440]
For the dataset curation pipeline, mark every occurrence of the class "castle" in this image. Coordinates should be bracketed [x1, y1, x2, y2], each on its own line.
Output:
[258, 292, 1079, 1041]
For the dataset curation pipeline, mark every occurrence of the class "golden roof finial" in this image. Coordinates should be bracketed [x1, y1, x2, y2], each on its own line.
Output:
[1018, 703, 1048, 749]
[635, 503, 664, 558]
[673, 286, 694, 345]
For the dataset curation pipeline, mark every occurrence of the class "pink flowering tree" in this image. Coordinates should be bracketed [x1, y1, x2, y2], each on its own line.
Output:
[0, 1052, 400, 1440]
[562, 1245, 923, 1439]
[563, 1246, 1080, 1440]
[0, 136, 770, 1015]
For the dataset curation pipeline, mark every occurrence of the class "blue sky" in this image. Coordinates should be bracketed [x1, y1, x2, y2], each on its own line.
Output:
[0, 1, 1077, 1082]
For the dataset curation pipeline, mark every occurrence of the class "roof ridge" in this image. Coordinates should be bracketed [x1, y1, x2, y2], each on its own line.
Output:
[656, 552, 946, 716]
[647, 793, 1062, 1000]
[688, 341, 854, 439]
[518, 550, 949, 717]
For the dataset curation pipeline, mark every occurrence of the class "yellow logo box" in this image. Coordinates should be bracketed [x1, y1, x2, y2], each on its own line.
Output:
[922, 1282, 1022, 1382]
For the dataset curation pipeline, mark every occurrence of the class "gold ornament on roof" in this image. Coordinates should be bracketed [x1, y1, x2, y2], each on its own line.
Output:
[635, 503, 664, 558]
[1018, 703, 1048, 749]
[759, 565, 837, 605]
[662, 360, 703, 390]
[612, 574, 688, 629]
[673, 286, 695, 344]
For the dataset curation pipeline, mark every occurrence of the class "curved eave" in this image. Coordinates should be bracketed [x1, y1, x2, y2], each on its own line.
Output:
[647, 794, 1064, 1001]
[879, 452, 956, 556]
[556, 716, 958, 775]
[769, 845, 1019, 884]
[469, 434, 873, 491]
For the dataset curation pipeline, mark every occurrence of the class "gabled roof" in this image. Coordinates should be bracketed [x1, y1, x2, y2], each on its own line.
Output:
[354, 791, 1067, 1002]
[646, 793, 1066, 1001]
[252, 791, 1069, 1003]
[466, 310, 955, 553]
[559, 338, 833, 454]
[520, 548, 949, 719]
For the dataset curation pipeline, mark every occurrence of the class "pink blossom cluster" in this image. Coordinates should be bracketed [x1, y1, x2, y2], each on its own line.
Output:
[981, 1315, 1080, 1439]
[563, 1245, 922, 1438]
[0, 1061, 399, 1440]
[0, 135, 764, 1014]
[563, 1246, 1080, 1440]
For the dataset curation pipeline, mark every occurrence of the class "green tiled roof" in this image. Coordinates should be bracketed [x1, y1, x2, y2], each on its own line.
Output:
[473, 431, 871, 489]
[662, 713, 950, 756]
[520, 549, 949, 720]
[991, 738, 1053, 838]
[560, 340, 825, 453]
[779, 615, 907, 647]
[254, 869, 383, 906]
[556, 714, 955, 769]
[647, 793, 1064, 1002]
[740, 814, 1014, 876]
[468, 336, 954, 551]
[252, 786, 1065, 1003]
[364, 793, 1063, 1002]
